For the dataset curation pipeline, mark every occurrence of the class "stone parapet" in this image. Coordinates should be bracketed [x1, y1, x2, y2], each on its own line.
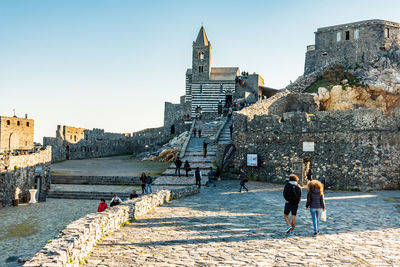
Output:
[24, 185, 199, 267]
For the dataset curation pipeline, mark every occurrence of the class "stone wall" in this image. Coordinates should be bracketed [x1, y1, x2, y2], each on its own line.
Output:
[44, 125, 135, 162]
[0, 147, 51, 206]
[24, 186, 199, 267]
[305, 19, 400, 74]
[0, 116, 34, 152]
[231, 108, 400, 191]
[164, 101, 191, 135]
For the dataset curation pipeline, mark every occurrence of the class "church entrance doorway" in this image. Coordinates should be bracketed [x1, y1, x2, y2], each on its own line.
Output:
[225, 95, 232, 107]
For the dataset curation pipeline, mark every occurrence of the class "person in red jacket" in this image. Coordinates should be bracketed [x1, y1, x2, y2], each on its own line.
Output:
[97, 198, 108, 212]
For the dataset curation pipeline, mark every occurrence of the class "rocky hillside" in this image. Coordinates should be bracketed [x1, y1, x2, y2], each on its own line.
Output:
[288, 46, 400, 113]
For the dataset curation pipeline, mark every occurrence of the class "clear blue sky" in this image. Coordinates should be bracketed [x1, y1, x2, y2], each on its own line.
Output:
[1, 0, 400, 142]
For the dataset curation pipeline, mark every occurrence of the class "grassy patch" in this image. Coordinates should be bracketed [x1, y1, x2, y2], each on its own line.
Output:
[383, 197, 400, 203]
[304, 77, 334, 93]
[0, 217, 39, 240]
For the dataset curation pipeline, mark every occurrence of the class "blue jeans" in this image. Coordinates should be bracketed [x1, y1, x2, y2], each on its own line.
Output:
[145, 184, 152, 194]
[310, 208, 323, 233]
[208, 177, 216, 187]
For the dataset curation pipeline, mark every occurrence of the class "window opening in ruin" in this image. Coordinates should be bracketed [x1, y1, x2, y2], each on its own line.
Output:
[6, 120, 10, 125]
[199, 66, 204, 73]
[354, 29, 359, 39]
[170, 124, 175, 135]
[220, 84, 223, 93]
[199, 51, 205, 60]
[70, 135, 72, 140]
[200, 84, 203, 94]
[302, 158, 313, 186]
[322, 52, 328, 56]
[336, 32, 341, 42]
[25, 141, 27, 146]
[384, 28, 389, 38]
[74, 135, 77, 142]
[26, 122, 30, 127]
[17, 121, 20, 126]
[345, 31, 350, 40]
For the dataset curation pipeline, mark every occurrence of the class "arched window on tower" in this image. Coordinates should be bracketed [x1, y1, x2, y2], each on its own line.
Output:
[199, 51, 205, 60]
[220, 84, 223, 93]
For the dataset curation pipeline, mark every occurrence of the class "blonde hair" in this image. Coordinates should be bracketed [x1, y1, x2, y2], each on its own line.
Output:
[307, 180, 324, 195]
[289, 174, 299, 182]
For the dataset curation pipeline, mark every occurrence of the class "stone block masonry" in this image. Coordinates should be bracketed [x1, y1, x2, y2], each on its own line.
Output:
[24, 185, 199, 267]
[0, 147, 51, 206]
[232, 108, 400, 191]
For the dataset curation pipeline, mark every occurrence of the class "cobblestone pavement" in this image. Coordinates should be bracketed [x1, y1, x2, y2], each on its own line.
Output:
[87, 181, 400, 266]
[0, 198, 99, 266]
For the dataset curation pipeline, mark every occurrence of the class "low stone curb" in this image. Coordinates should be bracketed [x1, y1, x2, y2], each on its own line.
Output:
[23, 185, 199, 267]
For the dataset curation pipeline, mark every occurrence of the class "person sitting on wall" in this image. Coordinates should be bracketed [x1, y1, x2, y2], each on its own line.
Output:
[110, 193, 122, 207]
[97, 198, 108, 212]
[129, 190, 139, 199]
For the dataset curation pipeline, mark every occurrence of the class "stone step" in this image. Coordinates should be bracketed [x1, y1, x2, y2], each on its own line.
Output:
[47, 191, 133, 200]
[167, 164, 215, 170]
[162, 169, 215, 176]
[51, 175, 140, 185]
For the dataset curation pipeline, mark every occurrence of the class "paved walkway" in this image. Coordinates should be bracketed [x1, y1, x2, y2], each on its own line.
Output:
[86, 181, 400, 266]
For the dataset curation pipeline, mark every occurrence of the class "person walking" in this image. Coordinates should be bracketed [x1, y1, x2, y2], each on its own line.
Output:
[146, 172, 153, 194]
[175, 156, 182, 177]
[194, 167, 202, 188]
[283, 174, 302, 235]
[229, 124, 233, 139]
[110, 194, 122, 207]
[306, 180, 326, 236]
[193, 127, 197, 137]
[239, 169, 248, 192]
[198, 128, 202, 138]
[203, 140, 208, 158]
[140, 172, 147, 194]
[184, 160, 191, 177]
[97, 198, 108, 212]
[207, 167, 216, 187]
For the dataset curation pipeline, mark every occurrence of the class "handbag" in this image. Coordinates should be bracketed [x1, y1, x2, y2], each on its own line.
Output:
[320, 210, 327, 222]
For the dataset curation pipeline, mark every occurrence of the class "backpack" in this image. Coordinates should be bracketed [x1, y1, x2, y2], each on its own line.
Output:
[286, 184, 301, 203]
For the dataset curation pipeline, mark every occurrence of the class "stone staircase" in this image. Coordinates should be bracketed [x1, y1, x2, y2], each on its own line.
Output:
[47, 191, 132, 200]
[154, 119, 226, 186]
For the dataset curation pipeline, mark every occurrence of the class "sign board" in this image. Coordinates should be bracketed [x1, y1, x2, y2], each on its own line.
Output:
[303, 142, 315, 152]
[247, 154, 258, 167]
[34, 166, 43, 173]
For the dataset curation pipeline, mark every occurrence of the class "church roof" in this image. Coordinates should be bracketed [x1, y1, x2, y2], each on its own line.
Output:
[194, 26, 209, 46]
[210, 67, 240, 81]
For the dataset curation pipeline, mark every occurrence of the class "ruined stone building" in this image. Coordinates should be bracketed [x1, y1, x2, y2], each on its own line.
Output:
[164, 26, 275, 133]
[0, 115, 34, 153]
[43, 125, 134, 162]
[305, 19, 400, 74]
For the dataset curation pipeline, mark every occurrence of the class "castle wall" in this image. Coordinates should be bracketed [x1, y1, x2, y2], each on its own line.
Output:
[0, 147, 51, 206]
[231, 108, 400, 191]
[164, 101, 191, 134]
[43, 126, 135, 162]
[0, 116, 34, 152]
[305, 20, 400, 74]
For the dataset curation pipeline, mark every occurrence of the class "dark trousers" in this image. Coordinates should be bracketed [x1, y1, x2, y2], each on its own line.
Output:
[141, 183, 146, 194]
[175, 167, 181, 177]
[195, 178, 201, 188]
[203, 148, 207, 158]
[239, 183, 248, 192]
[185, 168, 189, 177]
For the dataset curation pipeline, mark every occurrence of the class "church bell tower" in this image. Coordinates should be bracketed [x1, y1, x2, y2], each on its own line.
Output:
[192, 26, 211, 82]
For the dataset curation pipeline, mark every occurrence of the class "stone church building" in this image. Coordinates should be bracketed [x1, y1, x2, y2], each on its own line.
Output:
[164, 26, 274, 132]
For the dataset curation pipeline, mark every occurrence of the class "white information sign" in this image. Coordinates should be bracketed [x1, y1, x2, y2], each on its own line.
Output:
[303, 142, 315, 152]
[247, 154, 258, 167]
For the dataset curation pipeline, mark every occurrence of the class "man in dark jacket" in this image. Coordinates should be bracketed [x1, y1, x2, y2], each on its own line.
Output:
[283, 174, 302, 235]
[175, 156, 182, 177]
